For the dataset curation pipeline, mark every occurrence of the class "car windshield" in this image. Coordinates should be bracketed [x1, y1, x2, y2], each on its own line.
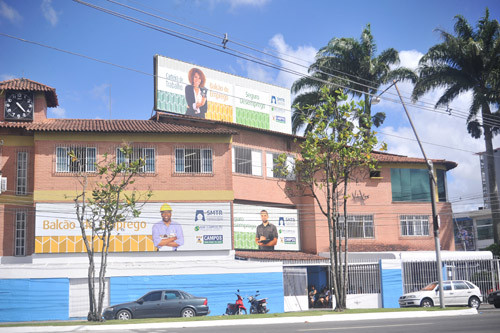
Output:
[421, 282, 438, 291]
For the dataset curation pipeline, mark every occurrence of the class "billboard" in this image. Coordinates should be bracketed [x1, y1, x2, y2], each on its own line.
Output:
[35, 202, 231, 253]
[233, 203, 299, 251]
[154, 55, 292, 134]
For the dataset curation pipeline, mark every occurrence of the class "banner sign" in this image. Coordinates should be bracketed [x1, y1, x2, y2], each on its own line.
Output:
[35, 202, 231, 253]
[154, 55, 292, 134]
[233, 203, 299, 251]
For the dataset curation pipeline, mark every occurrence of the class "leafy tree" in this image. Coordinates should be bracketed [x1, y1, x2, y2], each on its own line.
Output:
[70, 145, 152, 321]
[412, 9, 500, 244]
[278, 87, 384, 311]
[291, 24, 416, 134]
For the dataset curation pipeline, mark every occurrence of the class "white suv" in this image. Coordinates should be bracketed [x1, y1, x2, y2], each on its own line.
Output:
[399, 280, 482, 309]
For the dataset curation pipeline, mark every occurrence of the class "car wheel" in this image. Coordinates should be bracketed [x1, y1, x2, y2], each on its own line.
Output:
[420, 298, 434, 307]
[116, 309, 132, 320]
[237, 308, 247, 315]
[468, 296, 480, 309]
[494, 302, 500, 309]
[181, 308, 196, 317]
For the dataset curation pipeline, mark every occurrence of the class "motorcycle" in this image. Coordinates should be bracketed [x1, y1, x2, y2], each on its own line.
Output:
[225, 289, 247, 315]
[248, 291, 269, 314]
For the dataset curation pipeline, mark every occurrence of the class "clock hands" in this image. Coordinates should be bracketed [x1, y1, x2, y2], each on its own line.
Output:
[16, 102, 27, 113]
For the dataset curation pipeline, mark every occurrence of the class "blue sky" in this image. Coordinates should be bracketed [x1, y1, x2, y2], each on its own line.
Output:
[1, 0, 500, 212]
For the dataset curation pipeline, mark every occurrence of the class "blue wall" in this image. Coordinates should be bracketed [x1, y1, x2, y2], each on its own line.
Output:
[0, 278, 69, 322]
[379, 261, 403, 308]
[110, 272, 284, 316]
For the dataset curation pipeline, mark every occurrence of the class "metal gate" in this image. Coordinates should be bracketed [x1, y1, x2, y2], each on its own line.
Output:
[402, 259, 500, 301]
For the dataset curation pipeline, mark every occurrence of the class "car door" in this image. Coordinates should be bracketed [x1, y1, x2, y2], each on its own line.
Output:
[160, 290, 183, 317]
[435, 281, 454, 306]
[452, 281, 473, 305]
[133, 291, 163, 318]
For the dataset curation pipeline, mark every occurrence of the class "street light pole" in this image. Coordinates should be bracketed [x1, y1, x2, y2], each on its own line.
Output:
[373, 80, 445, 308]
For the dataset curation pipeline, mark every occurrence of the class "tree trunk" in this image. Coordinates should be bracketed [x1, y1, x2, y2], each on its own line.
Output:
[483, 124, 500, 244]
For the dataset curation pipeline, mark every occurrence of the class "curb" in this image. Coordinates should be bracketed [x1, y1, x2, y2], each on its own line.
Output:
[0, 308, 478, 332]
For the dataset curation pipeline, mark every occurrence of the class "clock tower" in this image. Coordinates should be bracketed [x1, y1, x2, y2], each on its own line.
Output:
[0, 78, 59, 123]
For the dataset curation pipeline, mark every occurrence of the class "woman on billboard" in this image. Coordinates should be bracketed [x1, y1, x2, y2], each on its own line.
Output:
[185, 68, 208, 118]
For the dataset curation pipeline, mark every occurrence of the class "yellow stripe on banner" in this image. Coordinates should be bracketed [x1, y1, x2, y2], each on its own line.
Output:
[35, 133, 232, 144]
[34, 190, 234, 201]
[34, 235, 156, 253]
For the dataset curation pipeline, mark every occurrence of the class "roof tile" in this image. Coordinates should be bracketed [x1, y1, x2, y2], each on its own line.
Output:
[0, 78, 58, 107]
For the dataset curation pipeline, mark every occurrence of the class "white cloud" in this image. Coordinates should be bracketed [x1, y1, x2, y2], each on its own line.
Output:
[376, 49, 500, 213]
[240, 33, 316, 89]
[210, 0, 270, 10]
[49, 107, 66, 118]
[0, 0, 22, 24]
[0, 73, 16, 81]
[91, 83, 111, 111]
[269, 34, 317, 88]
[41, 0, 60, 27]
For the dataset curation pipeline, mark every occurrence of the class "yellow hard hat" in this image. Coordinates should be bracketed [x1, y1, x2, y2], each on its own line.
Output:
[160, 203, 172, 212]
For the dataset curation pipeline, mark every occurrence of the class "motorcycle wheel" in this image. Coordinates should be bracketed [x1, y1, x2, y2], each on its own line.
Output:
[237, 308, 247, 315]
[250, 307, 257, 314]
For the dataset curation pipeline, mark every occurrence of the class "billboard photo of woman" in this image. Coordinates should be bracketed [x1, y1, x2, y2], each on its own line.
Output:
[185, 68, 208, 118]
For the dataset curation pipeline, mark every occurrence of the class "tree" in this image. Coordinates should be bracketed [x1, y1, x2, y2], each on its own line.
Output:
[291, 24, 416, 134]
[412, 9, 500, 244]
[278, 87, 383, 311]
[70, 145, 152, 321]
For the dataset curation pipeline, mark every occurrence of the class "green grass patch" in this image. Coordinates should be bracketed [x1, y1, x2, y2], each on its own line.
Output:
[0, 307, 469, 328]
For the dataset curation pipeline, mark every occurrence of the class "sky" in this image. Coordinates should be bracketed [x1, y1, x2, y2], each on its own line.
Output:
[1, 0, 500, 213]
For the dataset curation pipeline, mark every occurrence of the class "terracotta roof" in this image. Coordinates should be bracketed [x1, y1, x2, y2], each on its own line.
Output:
[236, 250, 328, 261]
[1, 119, 237, 135]
[0, 78, 58, 107]
[372, 151, 457, 171]
[155, 112, 303, 140]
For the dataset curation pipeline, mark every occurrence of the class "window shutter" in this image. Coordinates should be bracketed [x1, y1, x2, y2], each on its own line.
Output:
[251, 150, 262, 176]
[266, 152, 273, 178]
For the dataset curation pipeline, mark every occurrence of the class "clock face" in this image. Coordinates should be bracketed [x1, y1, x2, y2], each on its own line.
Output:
[4, 92, 34, 120]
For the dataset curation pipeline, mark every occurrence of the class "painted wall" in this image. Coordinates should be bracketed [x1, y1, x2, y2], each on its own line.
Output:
[110, 272, 284, 317]
[0, 278, 69, 322]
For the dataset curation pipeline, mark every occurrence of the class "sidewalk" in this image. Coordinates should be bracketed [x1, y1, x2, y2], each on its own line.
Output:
[0, 308, 478, 333]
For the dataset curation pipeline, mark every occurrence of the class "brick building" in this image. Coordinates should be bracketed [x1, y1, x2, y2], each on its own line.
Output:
[0, 78, 457, 321]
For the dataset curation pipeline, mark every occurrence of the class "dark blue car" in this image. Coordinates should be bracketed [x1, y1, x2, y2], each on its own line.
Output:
[103, 290, 210, 320]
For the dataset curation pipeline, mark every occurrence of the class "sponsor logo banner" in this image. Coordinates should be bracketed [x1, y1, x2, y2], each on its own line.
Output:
[35, 202, 231, 253]
[233, 203, 300, 251]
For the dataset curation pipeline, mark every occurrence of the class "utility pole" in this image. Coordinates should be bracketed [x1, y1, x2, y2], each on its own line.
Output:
[393, 81, 445, 308]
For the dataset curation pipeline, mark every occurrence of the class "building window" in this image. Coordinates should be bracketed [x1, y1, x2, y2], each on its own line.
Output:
[117, 147, 155, 173]
[16, 151, 28, 195]
[175, 148, 212, 174]
[266, 152, 295, 180]
[476, 218, 493, 240]
[232, 146, 261, 176]
[15, 211, 27, 256]
[339, 215, 374, 238]
[400, 215, 430, 236]
[56, 146, 97, 173]
[436, 169, 447, 202]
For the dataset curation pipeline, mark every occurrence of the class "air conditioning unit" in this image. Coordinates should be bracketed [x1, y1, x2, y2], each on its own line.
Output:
[0, 177, 7, 194]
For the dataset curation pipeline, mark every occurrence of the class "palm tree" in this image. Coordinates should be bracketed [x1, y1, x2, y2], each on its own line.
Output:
[412, 9, 500, 244]
[291, 24, 416, 134]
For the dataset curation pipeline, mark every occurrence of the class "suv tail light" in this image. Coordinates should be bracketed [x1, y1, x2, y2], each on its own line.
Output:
[203, 299, 208, 306]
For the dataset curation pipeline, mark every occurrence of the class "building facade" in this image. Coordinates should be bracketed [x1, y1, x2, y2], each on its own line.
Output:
[0, 78, 457, 321]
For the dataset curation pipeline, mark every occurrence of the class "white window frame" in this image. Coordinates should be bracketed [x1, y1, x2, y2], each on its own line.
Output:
[174, 147, 213, 174]
[15, 210, 27, 256]
[232, 146, 262, 176]
[266, 151, 295, 180]
[400, 215, 430, 236]
[339, 215, 375, 238]
[56, 146, 97, 173]
[116, 147, 156, 173]
[16, 151, 28, 195]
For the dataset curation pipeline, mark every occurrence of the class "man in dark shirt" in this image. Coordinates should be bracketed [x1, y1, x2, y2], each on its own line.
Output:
[255, 210, 278, 250]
